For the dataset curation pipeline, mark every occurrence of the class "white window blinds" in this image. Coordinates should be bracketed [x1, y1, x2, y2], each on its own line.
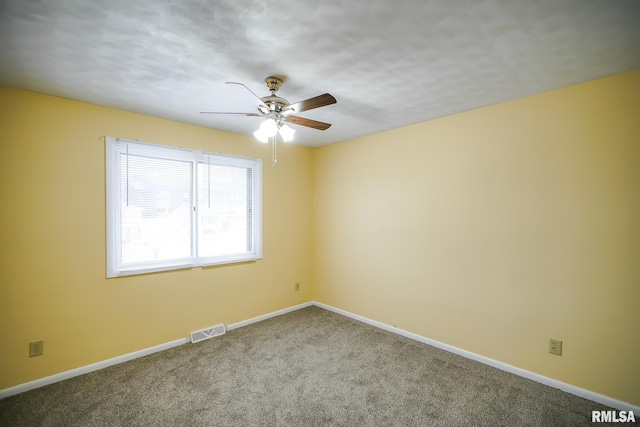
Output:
[196, 154, 258, 264]
[106, 137, 262, 278]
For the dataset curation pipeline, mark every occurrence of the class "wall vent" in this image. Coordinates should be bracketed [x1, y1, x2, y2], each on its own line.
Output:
[190, 324, 226, 343]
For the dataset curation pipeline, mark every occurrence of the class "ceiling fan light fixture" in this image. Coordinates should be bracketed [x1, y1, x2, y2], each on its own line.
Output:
[278, 124, 295, 142]
[260, 118, 278, 137]
[254, 118, 280, 143]
[253, 128, 270, 143]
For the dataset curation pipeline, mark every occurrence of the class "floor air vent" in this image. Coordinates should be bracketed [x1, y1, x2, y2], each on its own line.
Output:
[190, 324, 226, 343]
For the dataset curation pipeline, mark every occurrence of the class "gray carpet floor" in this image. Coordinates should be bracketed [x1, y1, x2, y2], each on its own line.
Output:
[0, 306, 628, 426]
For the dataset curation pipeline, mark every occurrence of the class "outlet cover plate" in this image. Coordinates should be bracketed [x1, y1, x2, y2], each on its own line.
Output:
[549, 338, 562, 356]
[29, 340, 44, 357]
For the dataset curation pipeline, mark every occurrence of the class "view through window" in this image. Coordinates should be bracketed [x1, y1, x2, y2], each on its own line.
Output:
[106, 137, 262, 277]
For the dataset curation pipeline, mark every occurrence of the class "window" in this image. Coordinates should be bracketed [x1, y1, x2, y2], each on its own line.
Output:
[106, 137, 262, 278]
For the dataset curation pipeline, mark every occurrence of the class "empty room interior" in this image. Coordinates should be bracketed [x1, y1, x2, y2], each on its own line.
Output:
[1, 0, 639, 424]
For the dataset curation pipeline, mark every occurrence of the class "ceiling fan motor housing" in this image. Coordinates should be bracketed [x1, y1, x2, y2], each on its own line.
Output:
[262, 77, 289, 113]
[261, 95, 289, 112]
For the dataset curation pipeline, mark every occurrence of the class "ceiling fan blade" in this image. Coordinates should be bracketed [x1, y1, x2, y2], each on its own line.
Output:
[225, 82, 268, 109]
[285, 115, 332, 131]
[283, 93, 336, 116]
[200, 112, 261, 116]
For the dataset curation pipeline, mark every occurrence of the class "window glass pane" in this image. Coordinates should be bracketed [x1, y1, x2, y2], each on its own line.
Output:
[197, 161, 251, 258]
[106, 136, 261, 277]
[120, 153, 193, 265]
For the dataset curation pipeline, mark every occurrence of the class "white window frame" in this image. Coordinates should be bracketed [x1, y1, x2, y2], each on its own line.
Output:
[105, 136, 262, 278]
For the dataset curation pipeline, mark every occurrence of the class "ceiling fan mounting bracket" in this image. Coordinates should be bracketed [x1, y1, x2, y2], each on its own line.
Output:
[265, 76, 283, 94]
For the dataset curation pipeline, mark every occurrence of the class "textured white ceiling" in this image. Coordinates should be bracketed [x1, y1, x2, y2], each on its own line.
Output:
[1, 0, 639, 147]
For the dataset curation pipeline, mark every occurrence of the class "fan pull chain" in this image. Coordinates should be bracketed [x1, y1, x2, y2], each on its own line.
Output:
[272, 136, 278, 168]
[125, 143, 129, 207]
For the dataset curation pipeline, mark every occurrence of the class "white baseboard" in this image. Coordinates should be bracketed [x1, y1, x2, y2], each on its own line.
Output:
[0, 337, 189, 400]
[313, 301, 640, 413]
[227, 301, 314, 331]
[2, 299, 638, 414]
[0, 302, 314, 400]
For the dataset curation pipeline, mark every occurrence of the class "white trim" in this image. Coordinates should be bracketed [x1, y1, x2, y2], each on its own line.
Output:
[0, 302, 313, 400]
[227, 302, 314, 331]
[313, 301, 640, 413]
[0, 338, 189, 400]
[2, 300, 638, 414]
[105, 136, 263, 278]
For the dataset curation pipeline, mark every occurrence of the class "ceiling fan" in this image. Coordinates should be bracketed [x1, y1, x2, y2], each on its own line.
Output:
[201, 76, 337, 144]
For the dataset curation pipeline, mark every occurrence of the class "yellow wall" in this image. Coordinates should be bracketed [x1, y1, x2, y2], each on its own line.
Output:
[313, 69, 640, 405]
[2, 69, 639, 407]
[0, 87, 314, 389]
